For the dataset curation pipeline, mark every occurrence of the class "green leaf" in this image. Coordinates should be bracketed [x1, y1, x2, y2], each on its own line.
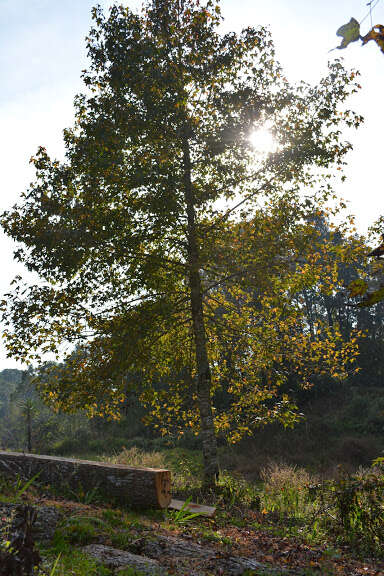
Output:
[348, 278, 368, 298]
[49, 553, 62, 576]
[16, 471, 41, 497]
[356, 286, 384, 307]
[335, 18, 360, 50]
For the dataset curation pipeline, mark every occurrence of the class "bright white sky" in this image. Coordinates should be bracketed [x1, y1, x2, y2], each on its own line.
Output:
[0, 0, 383, 368]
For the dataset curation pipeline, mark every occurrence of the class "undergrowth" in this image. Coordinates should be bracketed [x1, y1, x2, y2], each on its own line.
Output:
[1, 448, 383, 575]
[104, 445, 384, 557]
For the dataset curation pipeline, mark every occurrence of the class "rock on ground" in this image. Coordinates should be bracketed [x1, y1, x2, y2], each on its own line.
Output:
[133, 533, 299, 575]
[0, 503, 60, 544]
[82, 544, 167, 575]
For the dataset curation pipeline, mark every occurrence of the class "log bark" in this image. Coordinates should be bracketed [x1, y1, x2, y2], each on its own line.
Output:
[0, 451, 171, 509]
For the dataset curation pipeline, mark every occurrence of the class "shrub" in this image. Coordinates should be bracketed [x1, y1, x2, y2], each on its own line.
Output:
[163, 448, 204, 494]
[216, 472, 260, 510]
[261, 462, 313, 492]
[51, 437, 85, 455]
[260, 462, 317, 519]
[327, 464, 384, 555]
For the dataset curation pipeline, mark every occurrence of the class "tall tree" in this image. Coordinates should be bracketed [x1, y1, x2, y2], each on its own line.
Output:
[1, 0, 361, 485]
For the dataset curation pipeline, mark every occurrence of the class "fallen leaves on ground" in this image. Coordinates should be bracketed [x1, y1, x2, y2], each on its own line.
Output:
[214, 524, 383, 575]
[10, 494, 384, 575]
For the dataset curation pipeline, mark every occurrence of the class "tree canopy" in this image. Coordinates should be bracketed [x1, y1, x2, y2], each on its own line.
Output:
[1, 0, 363, 484]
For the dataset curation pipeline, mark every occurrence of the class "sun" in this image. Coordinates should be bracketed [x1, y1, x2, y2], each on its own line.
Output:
[249, 127, 277, 155]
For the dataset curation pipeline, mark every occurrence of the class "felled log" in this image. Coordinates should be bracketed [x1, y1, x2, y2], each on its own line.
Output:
[0, 451, 171, 509]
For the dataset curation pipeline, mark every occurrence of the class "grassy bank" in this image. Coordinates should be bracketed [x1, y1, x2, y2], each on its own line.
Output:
[0, 448, 383, 575]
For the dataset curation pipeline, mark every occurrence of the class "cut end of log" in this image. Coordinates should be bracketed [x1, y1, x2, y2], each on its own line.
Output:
[155, 470, 172, 508]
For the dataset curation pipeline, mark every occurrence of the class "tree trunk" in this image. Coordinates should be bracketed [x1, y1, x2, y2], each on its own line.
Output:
[303, 291, 315, 341]
[26, 404, 32, 453]
[182, 131, 219, 487]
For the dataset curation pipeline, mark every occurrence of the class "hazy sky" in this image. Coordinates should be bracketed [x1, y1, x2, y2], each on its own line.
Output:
[0, 0, 383, 368]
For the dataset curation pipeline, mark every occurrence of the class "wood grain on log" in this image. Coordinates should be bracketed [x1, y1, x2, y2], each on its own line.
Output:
[0, 451, 171, 509]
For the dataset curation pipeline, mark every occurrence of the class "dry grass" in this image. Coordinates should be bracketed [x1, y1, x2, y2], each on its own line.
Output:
[259, 461, 318, 518]
[260, 461, 315, 493]
[105, 446, 167, 469]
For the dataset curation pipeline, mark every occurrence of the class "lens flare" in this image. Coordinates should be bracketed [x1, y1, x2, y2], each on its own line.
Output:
[249, 128, 277, 154]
